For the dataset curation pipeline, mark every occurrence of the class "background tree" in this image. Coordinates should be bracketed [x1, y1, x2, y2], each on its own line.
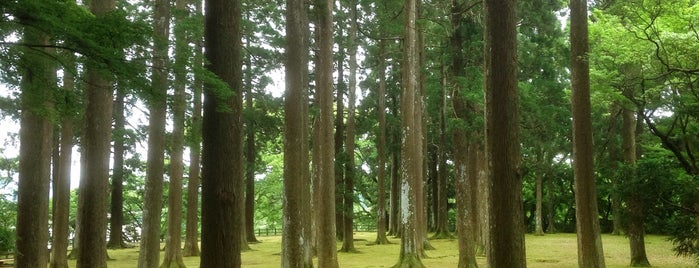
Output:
[138, 0, 170, 265]
[51, 57, 76, 268]
[183, 0, 203, 258]
[571, 0, 606, 266]
[160, 0, 189, 264]
[108, 89, 127, 249]
[314, 0, 340, 265]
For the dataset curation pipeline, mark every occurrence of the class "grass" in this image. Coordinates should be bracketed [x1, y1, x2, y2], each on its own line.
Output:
[60, 232, 694, 267]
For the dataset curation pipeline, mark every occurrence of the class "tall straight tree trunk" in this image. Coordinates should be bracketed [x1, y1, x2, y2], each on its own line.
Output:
[138, 0, 170, 265]
[484, 0, 525, 266]
[375, 38, 391, 245]
[51, 60, 75, 268]
[341, 0, 358, 252]
[432, 64, 451, 239]
[546, 164, 557, 234]
[161, 0, 189, 263]
[108, 89, 127, 249]
[183, 0, 203, 257]
[244, 57, 260, 244]
[334, 27, 346, 242]
[623, 101, 650, 267]
[282, 0, 314, 266]
[389, 127, 401, 237]
[16, 26, 54, 268]
[201, 0, 243, 265]
[314, 0, 340, 266]
[570, 0, 606, 266]
[394, 0, 425, 266]
[415, 4, 433, 253]
[535, 151, 545, 236]
[77, 0, 115, 266]
[450, 1, 477, 265]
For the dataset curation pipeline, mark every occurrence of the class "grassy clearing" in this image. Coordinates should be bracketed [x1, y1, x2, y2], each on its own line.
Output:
[64, 232, 693, 267]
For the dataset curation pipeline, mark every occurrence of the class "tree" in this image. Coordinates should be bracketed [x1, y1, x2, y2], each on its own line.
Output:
[108, 89, 127, 249]
[393, 0, 425, 266]
[340, 0, 358, 253]
[484, 0, 525, 266]
[51, 58, 75, 268]
[200, 0, 243, 265]
[313, 0, 340, 266]
[450, 1, 479, 266]
[281, 0, 314, 266]
[571, 0, 606, 266]
[374, 37, 391, 245]
[15, 20, 54, 267]
[183, 0, 203, 258]
[160, 0, 188, 265]
[77, 0, 116, 266]
[138, 0, 170, 265]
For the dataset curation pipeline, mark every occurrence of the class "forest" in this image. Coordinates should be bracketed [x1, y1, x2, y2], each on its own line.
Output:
[0, 0, 698, 267]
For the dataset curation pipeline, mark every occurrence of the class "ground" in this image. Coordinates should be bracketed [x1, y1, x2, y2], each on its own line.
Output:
[57, 232, 694, 267]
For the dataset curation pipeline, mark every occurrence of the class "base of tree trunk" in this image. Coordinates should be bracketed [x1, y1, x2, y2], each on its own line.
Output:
[630, 259, 651, 267]
[392, 254, 425, 268]
[338, 246, 359, 253]
[374, 236, 391, 245]
[422, 240, 436, 250]
[534, 230, 545, 236]
[159, 258, 186, 268]
[431, 230, 454, 239]
[181, 245, 200, 257]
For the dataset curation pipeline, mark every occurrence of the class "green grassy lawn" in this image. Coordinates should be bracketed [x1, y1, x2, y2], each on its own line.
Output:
[64, 232, 694, 267]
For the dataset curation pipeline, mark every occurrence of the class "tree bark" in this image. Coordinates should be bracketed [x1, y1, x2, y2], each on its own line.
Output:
[535, 152, 545, 236]
[571, 0, 606, 266]
[244, 54, 259, 244]
[622, 100, 650, 267]
[314, 0, 340, 265]
[334, 26, 346, 243]
[183, 0, 203, 257]
[341, 0, 358, 252]
[76, 1, 115, 266]
[282, 0, 314, 266]
[484, 0, 525, 266]
[108, 89, 127, 249]
[138, 0, 170, 265]
[432, 64, 451, 239]
[161, 0, 189, 263]
[51, 59, 75, 268]
[394, 0, 425, 266]
[16, 25, 54, 268]
[375, 38, 391, 245]
[200, 0, 243, 265]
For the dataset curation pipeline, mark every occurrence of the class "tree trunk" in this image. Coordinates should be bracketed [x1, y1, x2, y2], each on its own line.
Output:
[183, 0, 203, 257]
[546, 161, 557, 234]
[138, 0, 170, 265]
[16, 25, 54, 268]
[389, 128, 401, 237]
[108, 89, 127, 249]
[161, 0, 188, 263]
[571, 0, 606, 266]
[314, 0, 340, 265]
[394, 0, 425, 266]
[281, 0, 314, 266]
[200, 0, 243, 265]
[432, 64, 450, 239]
[77, 1, 115, 266]
[450, 2, 477, 265]
[622, 101, 650, 267]
[51, 60, 75, 268]
[340, 0, 358, 252]
[375, 38, 391, 245]
[484, 0, 525, 266]
[244, 54, 259, 244]
[334, 27, 346, 243]
[535, 152, 545, 236]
